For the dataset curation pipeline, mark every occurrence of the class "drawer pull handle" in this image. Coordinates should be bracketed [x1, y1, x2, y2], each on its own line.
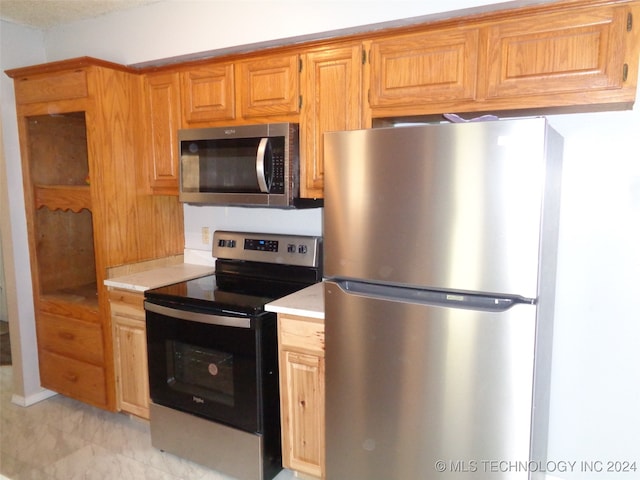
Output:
[59, 331, 75, 340]
[64, 373, 78, 383]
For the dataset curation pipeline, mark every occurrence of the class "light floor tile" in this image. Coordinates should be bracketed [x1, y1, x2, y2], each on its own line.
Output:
[0, 366, 295, 480]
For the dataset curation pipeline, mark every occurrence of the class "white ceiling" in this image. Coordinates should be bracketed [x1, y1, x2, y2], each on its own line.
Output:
[0, 0, 160, 29]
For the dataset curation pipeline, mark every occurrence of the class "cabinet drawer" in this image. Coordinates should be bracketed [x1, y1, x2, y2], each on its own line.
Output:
[14, 70, 88, 104]
[37, 312, 104, 365]
[109, 290, 145, 321]
[279, 315, 324, 354]
[39, 349, 107, 407]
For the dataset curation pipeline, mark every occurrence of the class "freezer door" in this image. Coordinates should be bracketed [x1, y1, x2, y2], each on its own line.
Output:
[324, 281, 537, 480]
[323, 118, 563, 298]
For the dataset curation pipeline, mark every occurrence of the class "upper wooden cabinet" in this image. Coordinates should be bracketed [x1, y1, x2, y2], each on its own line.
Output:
[180, 63, 235, 124]
[144, 71, 181, 195]
[238, 52, 300, 118]
[300, 43, 363, 199]
[483, 3, 637, 107]
[367, 1, 639, 117]
[368, 27, 480, 108]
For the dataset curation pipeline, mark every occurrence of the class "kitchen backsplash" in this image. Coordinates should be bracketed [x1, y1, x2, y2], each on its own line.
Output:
[184, 204, 323, 258]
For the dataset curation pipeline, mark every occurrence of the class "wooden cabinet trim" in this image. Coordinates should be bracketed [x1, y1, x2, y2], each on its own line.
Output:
[12, 69, 88, 105]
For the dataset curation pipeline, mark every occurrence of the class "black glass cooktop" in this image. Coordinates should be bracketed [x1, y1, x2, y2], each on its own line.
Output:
[145, 274, 275, 315]
[145, 260, 321, 316]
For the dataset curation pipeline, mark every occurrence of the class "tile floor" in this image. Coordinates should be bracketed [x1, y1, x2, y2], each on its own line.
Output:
[0, 366, 295, 480]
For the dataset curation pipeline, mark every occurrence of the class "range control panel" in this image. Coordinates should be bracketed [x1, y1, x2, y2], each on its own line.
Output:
[213, 231, 322, 267]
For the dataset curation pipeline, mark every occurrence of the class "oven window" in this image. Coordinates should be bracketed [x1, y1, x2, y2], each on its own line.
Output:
[168, 341, 235, 407]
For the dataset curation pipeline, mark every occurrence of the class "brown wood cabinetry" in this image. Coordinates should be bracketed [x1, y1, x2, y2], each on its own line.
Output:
[300, 43, 363, 199]
[180, 63, 235, 124]
[482, 4, 637, 108]
[278, 314, 325, 479]
[109, 289, 150, 419]
[135, 0, 639, 199]
[6, 58, 184, 411]
[368, 1, 639, 118]
[144, 71, 181, 195]
[238, 52, 300, 118]
[368, 27, 480, 108]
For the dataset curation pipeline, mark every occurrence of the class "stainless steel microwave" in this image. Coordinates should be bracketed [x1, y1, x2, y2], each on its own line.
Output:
[179, 123, 299, 207]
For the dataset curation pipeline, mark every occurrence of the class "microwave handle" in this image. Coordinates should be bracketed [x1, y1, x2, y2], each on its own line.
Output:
[256, 137, 270, 193]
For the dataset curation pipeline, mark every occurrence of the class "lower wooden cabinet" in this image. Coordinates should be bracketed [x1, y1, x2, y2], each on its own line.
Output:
[277, 314, 325, 479]
[109, 289, 150, 419]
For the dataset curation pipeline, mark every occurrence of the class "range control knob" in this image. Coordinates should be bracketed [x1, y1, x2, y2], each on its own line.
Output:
[287, 244, 296, 253]
[298, 245, 308, 254]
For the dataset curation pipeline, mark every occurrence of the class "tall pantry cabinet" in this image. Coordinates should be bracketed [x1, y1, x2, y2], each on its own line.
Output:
[6, 58, 184, 411]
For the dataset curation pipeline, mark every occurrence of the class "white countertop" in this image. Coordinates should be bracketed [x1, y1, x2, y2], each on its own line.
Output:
[104, 263, 215, 292]
[265, 282, 325, 320]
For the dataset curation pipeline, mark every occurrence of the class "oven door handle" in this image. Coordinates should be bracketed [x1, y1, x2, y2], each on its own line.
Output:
[144, 301, 251, 328]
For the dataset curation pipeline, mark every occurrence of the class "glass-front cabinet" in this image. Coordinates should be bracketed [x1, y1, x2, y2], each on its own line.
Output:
[27, 112, 97, 310]
[7, 58, 185, 411]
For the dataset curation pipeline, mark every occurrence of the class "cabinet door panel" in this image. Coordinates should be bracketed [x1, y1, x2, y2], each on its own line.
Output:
[280, 350, 325, 478]
[485, 6, 628, 98]
[181, 64, 235, 123]
[369, 28, 479, 107]
[301, 44, 362, 199]
[239, 54, 300, 117]
[113, 315, 150, 419]
[145, 72, 181, 194]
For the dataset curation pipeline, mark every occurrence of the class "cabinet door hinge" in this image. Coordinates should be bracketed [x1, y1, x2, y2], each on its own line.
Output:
[299, 58, 303, 72]
[627, 12, 633, 32]
[623, 64, 629, 82]
[362, 49, 367, 65]
[299, 95, 303, 109]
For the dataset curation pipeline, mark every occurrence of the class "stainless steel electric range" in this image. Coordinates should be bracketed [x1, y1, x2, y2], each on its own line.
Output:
[144, 230, 322, 480]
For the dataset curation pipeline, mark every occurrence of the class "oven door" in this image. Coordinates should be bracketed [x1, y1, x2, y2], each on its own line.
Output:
[145, 300, 276, 434]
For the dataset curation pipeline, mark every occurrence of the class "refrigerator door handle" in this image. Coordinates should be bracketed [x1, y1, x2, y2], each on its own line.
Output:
[337, 280, 534, 311]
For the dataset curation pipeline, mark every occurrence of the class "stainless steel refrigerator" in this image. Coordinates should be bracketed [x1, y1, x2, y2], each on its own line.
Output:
[323, 118, 563, 480]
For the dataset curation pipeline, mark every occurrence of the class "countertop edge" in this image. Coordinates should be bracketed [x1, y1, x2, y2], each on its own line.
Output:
[104, 263, 215, 292]
[265, 282, 325, 320]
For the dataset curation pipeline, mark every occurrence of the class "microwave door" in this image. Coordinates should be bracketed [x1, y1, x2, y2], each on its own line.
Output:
[256, 138, 270, 193]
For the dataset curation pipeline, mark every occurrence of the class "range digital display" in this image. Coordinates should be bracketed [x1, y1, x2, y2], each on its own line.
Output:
[244, 238, 279, 252]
